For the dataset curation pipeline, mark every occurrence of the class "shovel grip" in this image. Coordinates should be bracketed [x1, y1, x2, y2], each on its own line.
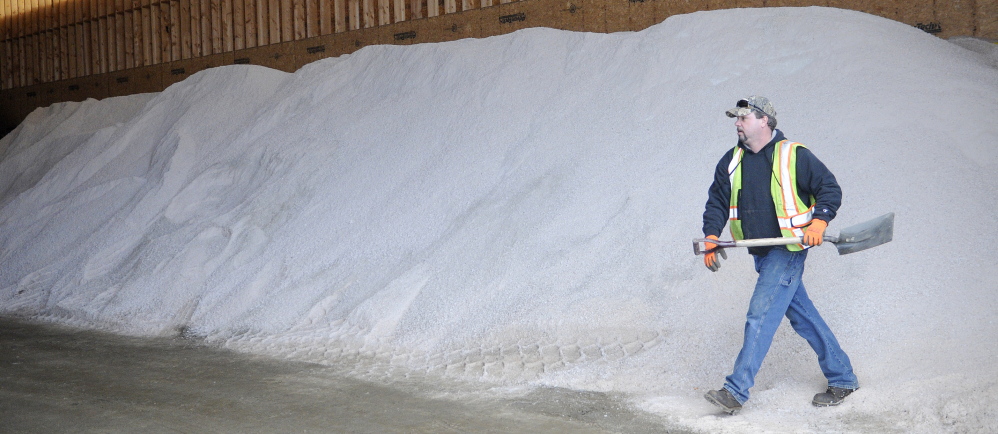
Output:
[692, 236, 834, 255]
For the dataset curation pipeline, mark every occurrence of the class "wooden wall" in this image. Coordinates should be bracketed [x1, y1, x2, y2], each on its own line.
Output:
[1, 0, 996, 134]
[0, 0, 529, 90]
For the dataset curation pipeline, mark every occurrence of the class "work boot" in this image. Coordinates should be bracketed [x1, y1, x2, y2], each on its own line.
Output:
[704, 388, 742, 415]
[812, 386, 857, 407]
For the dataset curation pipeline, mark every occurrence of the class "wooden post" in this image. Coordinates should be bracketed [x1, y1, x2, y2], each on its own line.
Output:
[427, 0, 437, 18]
[111, 0, 119, 71]
[31, 0, 39, 83]
[130, 0, 141, 68]
[118, 0, 127, 70]
[14, 0, 23, 86]
[152, 0, 161, 63]
[333, 0, 345, 32]
[190, 0, 201, 57]
[362, 0, 373, 27]
[259, 0, 270, 46]
[281, 0, 292, 41]
[393, 0, 404, 22]
[82, 0, 93, 77]
[160, 0, 172, 62]
[15, 0, 21, 84]
[143, 0, 153, 66]
[269, 0, 280, 43]
[378, 0, 388, 25]
[320, 0, 332, 34]
[255, 0, 266, 45]
[243, 0, 256, 47]
[56, 0, 66, 80]
[35, 0, 43, 83]
[51, 0, 59, 81]
[179, 0, 190, 58]
[96, 0, 107, 73]
[223, 0, 233, 51]
[169, 0, 180, 60]
[306, 0, 317, 37]
[349, 0, 359, 30]
[20, 0, 25, 82]
[1, 0, 9, 88]
[200, 0, 211, 56]
[233, 0, 244, 49]
[67, 0, 77, 79]
[293, 0, 304, 39]
[410, 0, 421, 20]
[50, 0, 58, 81]
[127, 0, 136, 68]
[42, 0, 51, 82]
[210, 0, 220, 54]
[18, 0, 25, 84]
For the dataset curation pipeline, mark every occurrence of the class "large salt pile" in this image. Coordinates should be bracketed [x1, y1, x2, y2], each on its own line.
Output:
[1, 6, 996, 432]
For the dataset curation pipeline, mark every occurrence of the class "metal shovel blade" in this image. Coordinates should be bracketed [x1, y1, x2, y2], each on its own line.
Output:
[829, 212, 895, 255]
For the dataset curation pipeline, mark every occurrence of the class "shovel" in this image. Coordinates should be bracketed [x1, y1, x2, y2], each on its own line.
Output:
[693, 212, 894, 256]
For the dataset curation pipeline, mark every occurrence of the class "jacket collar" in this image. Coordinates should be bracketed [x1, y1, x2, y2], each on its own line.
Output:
[738, 129, 785, 154]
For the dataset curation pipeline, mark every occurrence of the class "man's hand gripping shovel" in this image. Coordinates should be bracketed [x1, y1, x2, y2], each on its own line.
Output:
[694, 212, 895, 257]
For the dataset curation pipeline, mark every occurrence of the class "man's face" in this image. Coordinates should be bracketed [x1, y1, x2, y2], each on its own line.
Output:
[734, 114, 769, 145]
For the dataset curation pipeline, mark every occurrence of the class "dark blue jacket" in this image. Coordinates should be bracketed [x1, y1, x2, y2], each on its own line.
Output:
[702, 130, 842, 256]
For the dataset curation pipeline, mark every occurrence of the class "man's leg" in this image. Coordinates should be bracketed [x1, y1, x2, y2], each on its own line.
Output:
[785, 283, 859, 390]
[722, 249, 807, 404]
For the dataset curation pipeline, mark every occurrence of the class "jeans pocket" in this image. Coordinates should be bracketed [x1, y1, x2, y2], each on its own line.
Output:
[780, 273, 795, 287]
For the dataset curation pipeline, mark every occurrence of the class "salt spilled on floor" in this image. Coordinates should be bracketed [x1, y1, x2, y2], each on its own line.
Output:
[1, 6, 997, 433]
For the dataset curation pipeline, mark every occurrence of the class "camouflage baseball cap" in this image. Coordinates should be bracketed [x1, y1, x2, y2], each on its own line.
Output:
[726, 96, 777, 119]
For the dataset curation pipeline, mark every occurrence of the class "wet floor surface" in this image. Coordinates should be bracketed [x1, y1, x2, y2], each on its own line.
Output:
[0, 317, 685, 433]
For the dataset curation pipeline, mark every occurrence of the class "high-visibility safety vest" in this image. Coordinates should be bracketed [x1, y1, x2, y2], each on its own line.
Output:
[727, 140, 815, 251]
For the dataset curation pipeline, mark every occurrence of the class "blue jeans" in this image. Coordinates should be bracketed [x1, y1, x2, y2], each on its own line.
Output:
[723, 248, 859, 404]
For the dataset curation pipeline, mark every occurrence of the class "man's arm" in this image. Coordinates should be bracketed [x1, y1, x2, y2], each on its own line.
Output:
[796, 147, 842, 223]
[703, 151, 734, 237]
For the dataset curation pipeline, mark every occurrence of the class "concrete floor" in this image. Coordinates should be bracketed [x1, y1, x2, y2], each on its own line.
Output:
[0, 317, 683, 433]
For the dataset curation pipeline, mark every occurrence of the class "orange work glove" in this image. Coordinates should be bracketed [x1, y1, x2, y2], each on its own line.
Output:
[803, 219, 828, 246]
[703, 235, 727, 272]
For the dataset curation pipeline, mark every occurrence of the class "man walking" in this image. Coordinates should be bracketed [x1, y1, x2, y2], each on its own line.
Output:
[701, 96, 859, 415]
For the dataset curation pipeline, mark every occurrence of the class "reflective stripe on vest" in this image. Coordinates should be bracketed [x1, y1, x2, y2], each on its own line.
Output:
[727, 140, 815, 251]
